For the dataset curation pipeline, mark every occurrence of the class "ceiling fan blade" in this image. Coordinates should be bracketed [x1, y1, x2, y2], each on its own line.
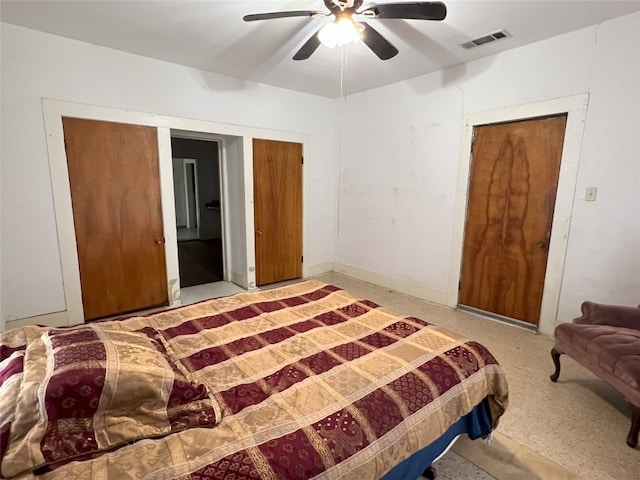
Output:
[359, 2, 447, 21]
[243, 11, 325, 22]
[360, 22, 398, 60]
[293, 30, 322, 60]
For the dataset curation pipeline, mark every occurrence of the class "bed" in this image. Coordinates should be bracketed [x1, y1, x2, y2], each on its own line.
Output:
[0, 280, 508, 479]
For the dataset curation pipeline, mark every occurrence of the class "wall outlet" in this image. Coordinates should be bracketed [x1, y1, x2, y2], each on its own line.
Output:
[585, 186, 598, 201]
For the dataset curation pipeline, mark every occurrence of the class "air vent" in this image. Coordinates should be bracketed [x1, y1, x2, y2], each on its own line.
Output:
[460, 29, 512, 49]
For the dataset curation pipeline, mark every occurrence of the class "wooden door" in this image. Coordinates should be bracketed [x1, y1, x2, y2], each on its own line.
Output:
[253, 139, 302, 286]
[63, 117, 168, 320]
[459, 114, 567, 325]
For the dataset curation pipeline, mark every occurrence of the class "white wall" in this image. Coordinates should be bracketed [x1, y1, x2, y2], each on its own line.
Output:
[2, 13, 638, 330]
[0, 23, 339, 325]
[336, 12, 640, 323]
[558, 13, 640, 320]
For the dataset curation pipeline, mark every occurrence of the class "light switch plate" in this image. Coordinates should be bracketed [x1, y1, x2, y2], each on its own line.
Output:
[585, 187, 598, 201]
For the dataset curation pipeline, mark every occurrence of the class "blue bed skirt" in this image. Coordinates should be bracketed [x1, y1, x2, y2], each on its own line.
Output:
[381, 397, 493, 480]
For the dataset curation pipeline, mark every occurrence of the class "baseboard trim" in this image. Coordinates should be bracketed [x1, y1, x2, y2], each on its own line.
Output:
[306, 262, 334, 277]
[4, 264, 448, 331]
[331, 263, 448, 305]
[5, 311, 72, 330]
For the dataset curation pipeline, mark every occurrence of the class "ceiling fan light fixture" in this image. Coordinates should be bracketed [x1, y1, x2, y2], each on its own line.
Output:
[318, 18, 362, 48]
[244, 1, 448, 61]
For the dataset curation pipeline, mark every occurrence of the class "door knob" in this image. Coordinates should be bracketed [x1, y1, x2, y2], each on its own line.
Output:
[256, 230, 263, 236]
[155, 238, 164, 245]
[536, 241, 546, 248]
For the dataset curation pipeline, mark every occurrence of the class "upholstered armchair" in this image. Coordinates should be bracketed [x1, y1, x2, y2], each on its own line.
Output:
[550, 301, 640, 448]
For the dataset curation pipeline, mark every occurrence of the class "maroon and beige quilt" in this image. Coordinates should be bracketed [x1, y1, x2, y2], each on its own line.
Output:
[0, 280, 508, 479]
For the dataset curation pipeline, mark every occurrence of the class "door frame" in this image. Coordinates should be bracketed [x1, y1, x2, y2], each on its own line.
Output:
[43, 99, 309, 326]
[182, 159, 200, 230]
[170, 132, 231, 283]
[448, 94, 589, 335]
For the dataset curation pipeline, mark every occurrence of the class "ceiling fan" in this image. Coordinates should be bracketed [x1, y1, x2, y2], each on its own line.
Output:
[243, 0, 447, 61]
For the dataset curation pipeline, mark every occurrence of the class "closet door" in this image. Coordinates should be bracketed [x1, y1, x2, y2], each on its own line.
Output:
[63, 117, 168, 320]
[253, 139, 302, 286]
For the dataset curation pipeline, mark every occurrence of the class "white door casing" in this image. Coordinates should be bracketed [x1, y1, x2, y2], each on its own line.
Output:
[448, 94, 589, 335]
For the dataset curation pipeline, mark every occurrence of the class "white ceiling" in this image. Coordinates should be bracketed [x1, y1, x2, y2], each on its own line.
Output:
[2, 1, 639, 98]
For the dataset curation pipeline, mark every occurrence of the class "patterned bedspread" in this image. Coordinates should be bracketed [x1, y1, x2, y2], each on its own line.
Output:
[0, 280, 508, 479]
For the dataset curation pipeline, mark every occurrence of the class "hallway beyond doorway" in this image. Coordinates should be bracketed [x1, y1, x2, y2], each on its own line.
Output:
[178, 238, 223, 287]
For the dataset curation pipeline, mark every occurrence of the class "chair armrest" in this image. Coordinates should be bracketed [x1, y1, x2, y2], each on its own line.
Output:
[573, 301, 640, 330]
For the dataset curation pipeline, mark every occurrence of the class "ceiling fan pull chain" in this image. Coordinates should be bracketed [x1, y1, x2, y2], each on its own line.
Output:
[340, 45, 348, 100]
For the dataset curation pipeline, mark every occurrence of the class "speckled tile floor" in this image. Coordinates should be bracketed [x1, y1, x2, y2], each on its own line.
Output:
[430, 450, 495, 479]
[180, 275, 639, 480]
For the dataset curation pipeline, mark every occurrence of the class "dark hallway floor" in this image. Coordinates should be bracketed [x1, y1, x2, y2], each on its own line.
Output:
[178, 238, 223, 287]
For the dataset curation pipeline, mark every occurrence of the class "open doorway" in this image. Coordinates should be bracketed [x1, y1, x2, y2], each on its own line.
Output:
[171, 137, 224, 287]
